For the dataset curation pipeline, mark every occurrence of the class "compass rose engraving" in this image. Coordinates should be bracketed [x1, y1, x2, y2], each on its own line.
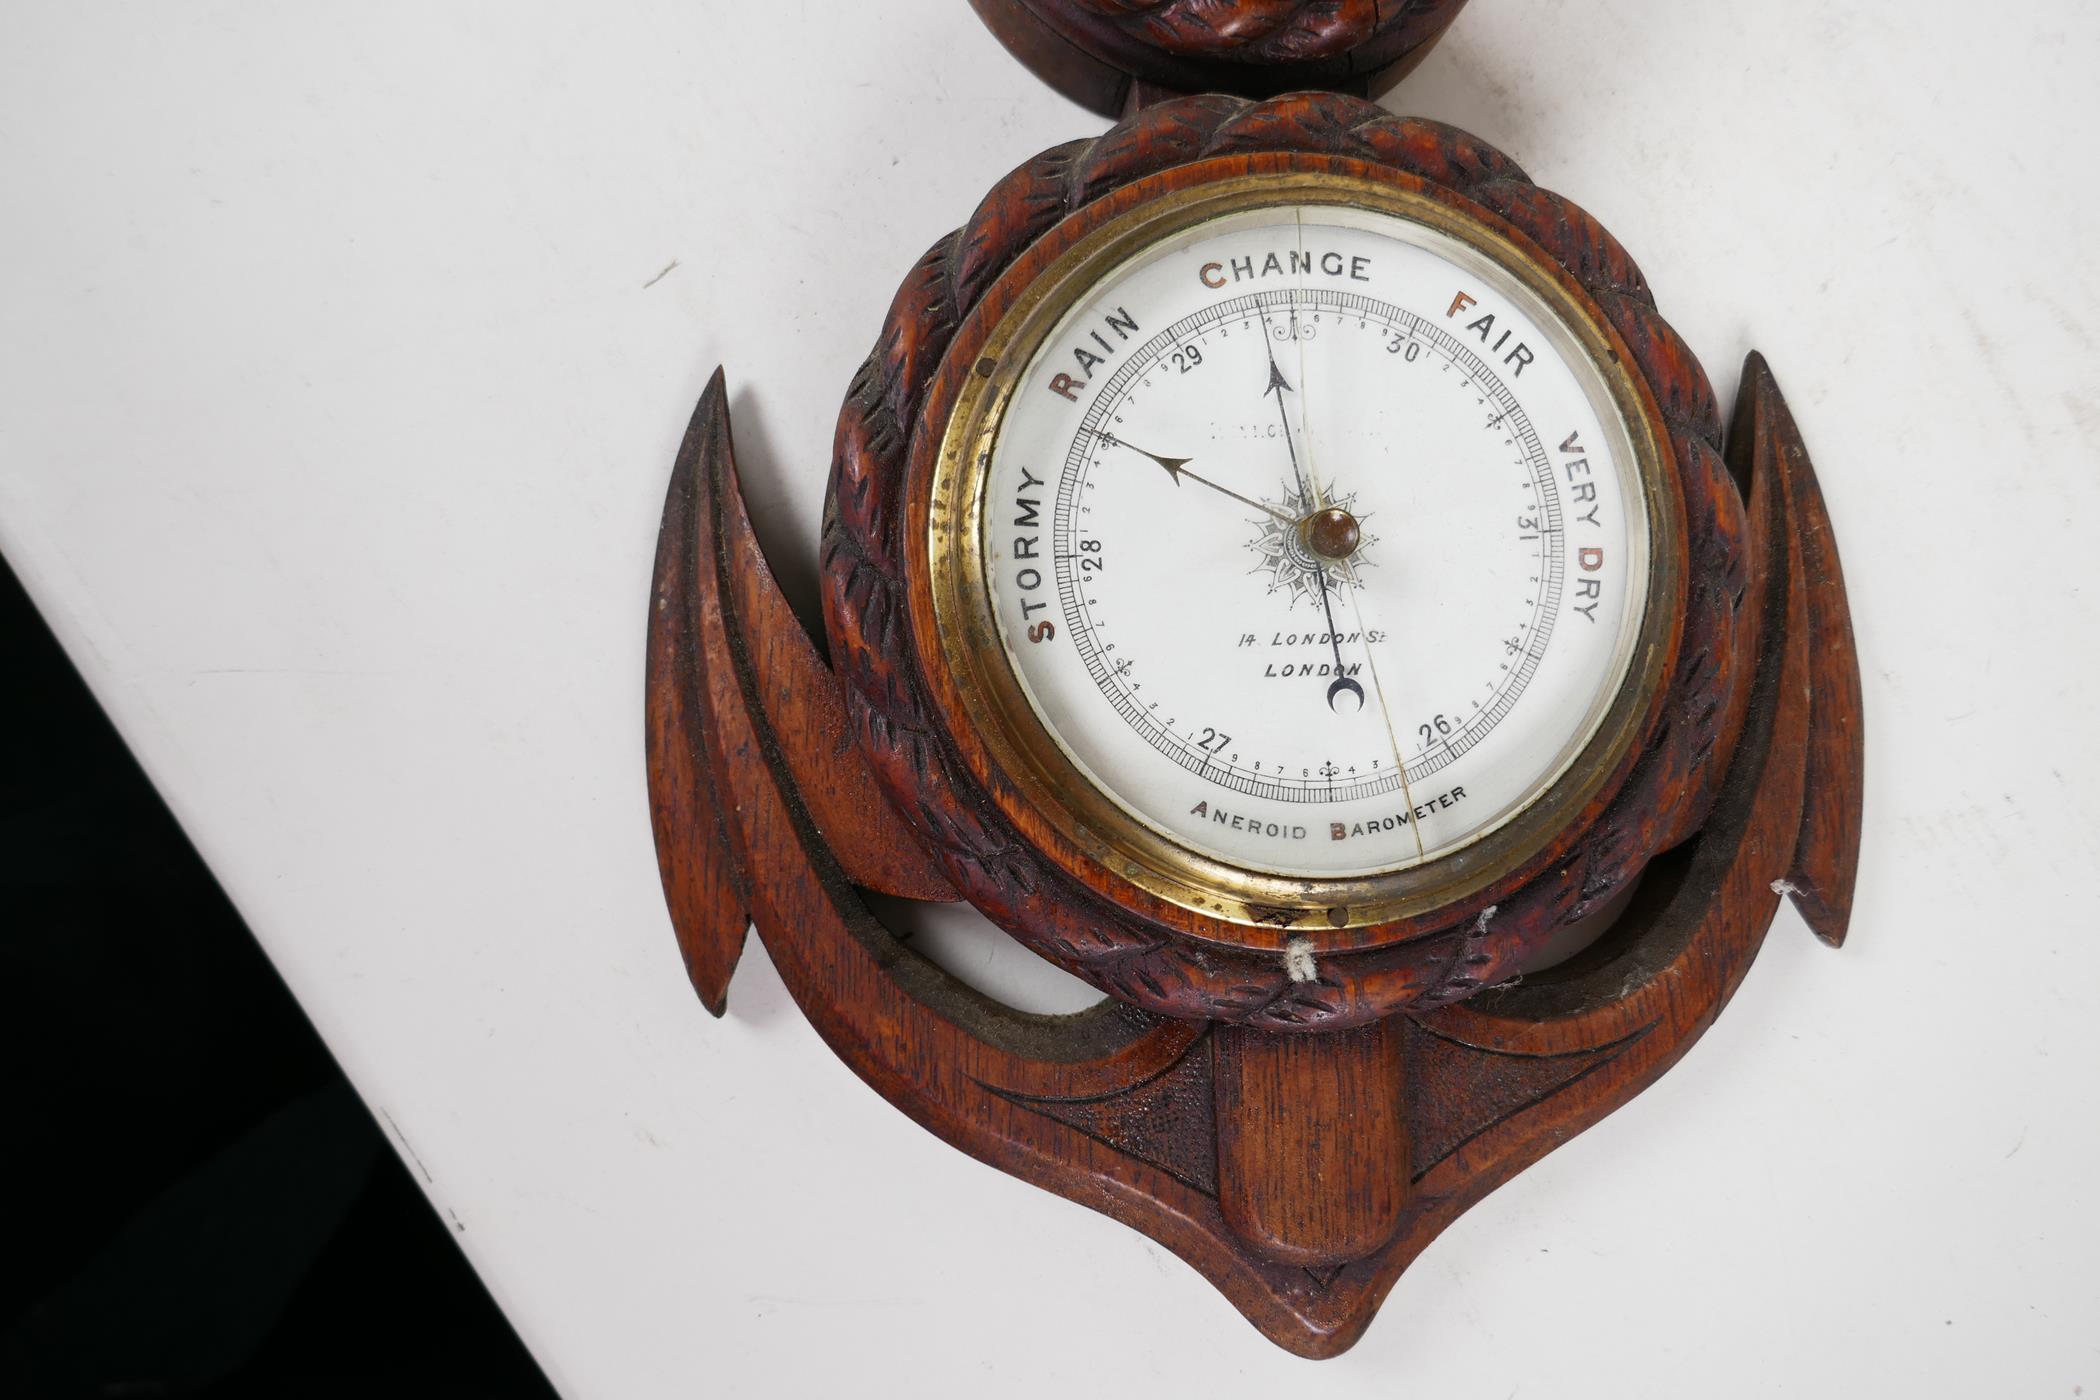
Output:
[1247, 483, 1378, 609]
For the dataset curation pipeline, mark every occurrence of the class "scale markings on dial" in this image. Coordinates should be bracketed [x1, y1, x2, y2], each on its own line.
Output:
[1051, 286, 1564, 804]
[982, 204, 1648, 878]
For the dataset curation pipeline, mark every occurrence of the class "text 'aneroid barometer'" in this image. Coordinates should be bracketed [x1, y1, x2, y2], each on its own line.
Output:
[646, 0, 1863, 1358]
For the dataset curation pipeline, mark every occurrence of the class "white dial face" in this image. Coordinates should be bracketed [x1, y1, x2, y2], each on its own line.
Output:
[979, 203, 1650, 879]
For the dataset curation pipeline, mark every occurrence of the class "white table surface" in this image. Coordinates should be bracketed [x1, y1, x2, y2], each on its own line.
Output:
[5, 2, 2097, 1394]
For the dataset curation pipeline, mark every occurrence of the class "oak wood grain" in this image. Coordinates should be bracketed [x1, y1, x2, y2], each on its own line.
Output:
[1731, 352, 1863, 945]
[645, 371, 955, 1013]
[644, 336, 1855, 1352]
[1213, 1019, 1408, 1267]
[969, 0, 1470, 114]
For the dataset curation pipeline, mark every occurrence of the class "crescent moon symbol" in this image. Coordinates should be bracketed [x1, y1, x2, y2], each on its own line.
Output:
[1326, 675, 1365, 713]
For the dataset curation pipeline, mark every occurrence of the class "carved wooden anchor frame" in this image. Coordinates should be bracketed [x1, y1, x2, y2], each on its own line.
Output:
[645, 18, 1862, 1360]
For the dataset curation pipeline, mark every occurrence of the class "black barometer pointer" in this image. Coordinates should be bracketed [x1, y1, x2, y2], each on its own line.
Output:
[1265, 267, 1426, 858]
[1089, 431, 1296, 524]
[1261, 328, 1365, 715]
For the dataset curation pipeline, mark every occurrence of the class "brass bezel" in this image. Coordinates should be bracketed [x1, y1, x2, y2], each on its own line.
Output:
[925, 171, 1681, 938]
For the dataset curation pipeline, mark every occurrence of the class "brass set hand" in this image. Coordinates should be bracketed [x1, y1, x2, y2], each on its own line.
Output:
[1263, 305, 1428, 863]
[1087, 311, 1428, 861]
[1256, 328, 1367, 715]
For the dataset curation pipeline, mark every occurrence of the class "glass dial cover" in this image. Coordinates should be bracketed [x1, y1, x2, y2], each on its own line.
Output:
[976, 200, 1652, 882]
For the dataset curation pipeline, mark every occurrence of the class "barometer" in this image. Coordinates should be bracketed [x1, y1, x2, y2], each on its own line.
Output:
[647, 0, 1863, 1357]
[946, 181, 1664, 913]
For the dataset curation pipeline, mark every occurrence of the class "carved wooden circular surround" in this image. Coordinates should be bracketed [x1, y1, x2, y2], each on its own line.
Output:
[821, 92, 1754, 1031]
[969, 0, 1475, 114]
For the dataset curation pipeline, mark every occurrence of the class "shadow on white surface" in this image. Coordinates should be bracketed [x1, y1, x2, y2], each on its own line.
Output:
[723, 385, 828, 640]
[863, 891, 1106, 1016]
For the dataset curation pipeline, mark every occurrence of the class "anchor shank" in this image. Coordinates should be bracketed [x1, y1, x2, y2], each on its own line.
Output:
[1213, 1017, 1410, 1268]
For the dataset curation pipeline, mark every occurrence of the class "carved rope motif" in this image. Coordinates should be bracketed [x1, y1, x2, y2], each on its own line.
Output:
[824, 92, 1748, 1030]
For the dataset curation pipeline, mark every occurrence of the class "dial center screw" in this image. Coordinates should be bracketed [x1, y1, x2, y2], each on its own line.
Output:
[1302, 507, 1362, 561]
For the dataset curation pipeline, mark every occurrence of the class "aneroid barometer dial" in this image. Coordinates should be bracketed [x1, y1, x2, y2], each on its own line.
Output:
[959, 189, 1656, 887]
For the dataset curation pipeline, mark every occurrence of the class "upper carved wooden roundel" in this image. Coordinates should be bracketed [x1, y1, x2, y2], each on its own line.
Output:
[823, 93, 1753, 1030]
[970, 0, 1472, 114]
